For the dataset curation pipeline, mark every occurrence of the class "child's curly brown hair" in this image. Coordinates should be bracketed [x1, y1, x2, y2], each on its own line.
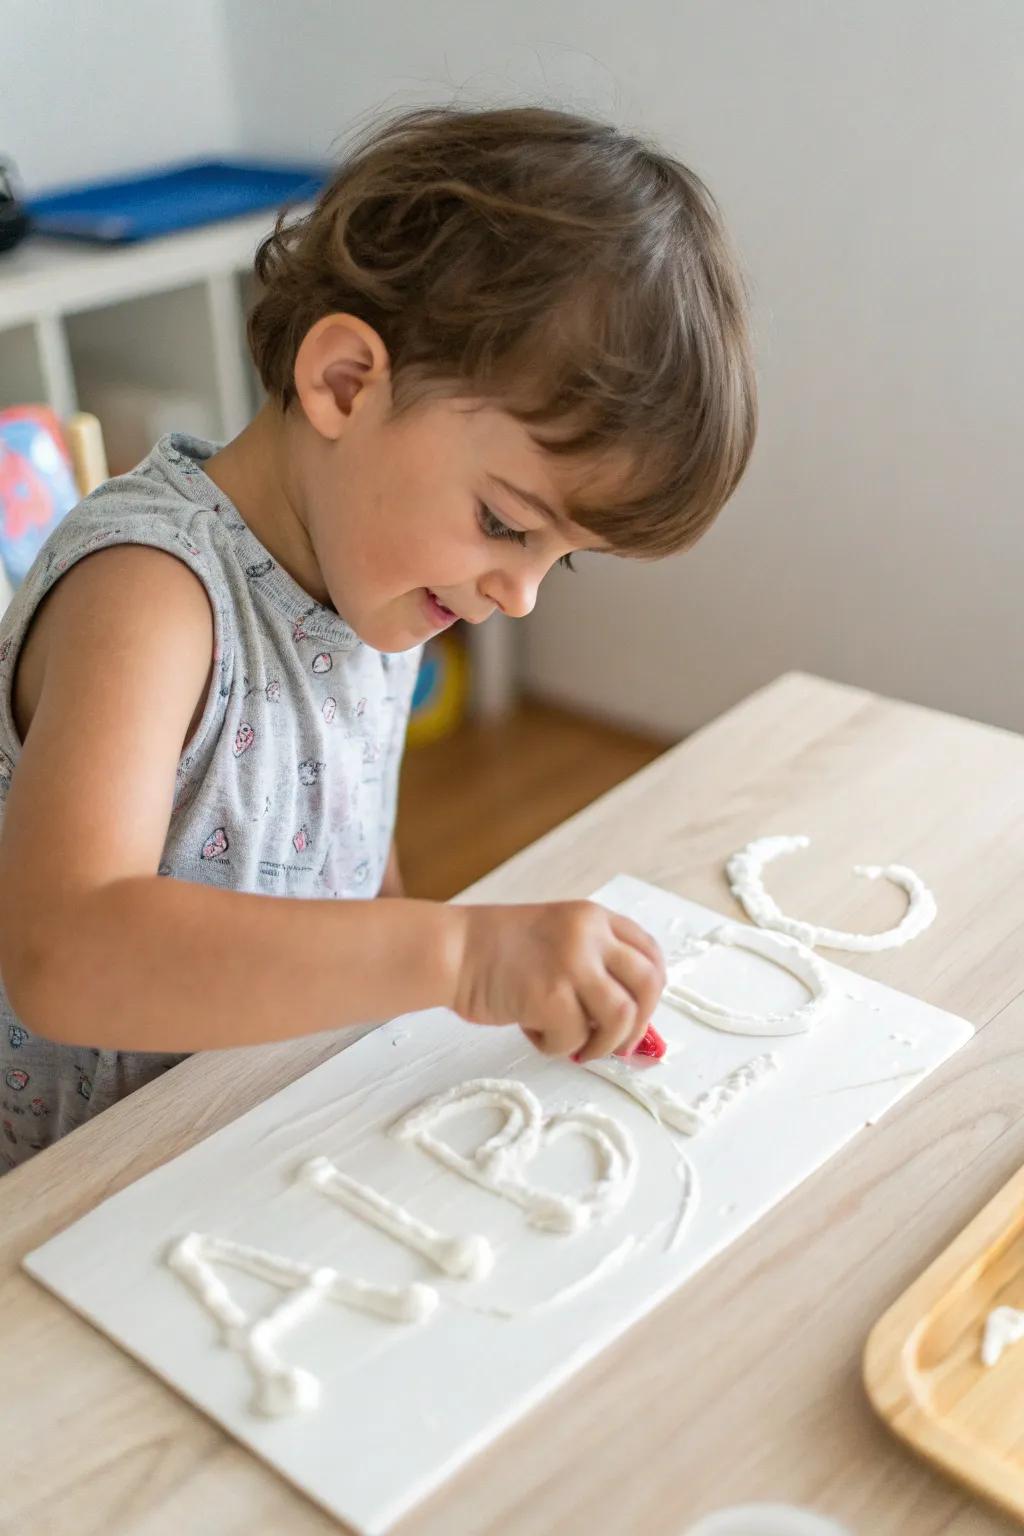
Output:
[248, 105, 757, 558]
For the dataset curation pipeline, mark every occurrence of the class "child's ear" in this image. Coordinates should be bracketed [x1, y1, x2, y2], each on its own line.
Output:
[294, 315, 390, 438]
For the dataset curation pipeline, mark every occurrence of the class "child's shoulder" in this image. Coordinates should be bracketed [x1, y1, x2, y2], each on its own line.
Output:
[0, 436, 244, 702]
[71, 432, 232, 538]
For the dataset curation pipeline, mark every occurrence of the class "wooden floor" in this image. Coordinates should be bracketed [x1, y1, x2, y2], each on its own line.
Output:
[395, 699, 667, 901]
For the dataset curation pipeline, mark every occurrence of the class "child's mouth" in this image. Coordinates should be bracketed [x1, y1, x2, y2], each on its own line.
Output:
[424, 589, 459, 629]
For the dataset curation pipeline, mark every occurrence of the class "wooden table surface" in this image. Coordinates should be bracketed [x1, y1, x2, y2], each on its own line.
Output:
[3, 672, 1024, 1536]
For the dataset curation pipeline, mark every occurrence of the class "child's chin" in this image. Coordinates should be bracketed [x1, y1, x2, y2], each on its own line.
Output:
[361, 621, 424, 654]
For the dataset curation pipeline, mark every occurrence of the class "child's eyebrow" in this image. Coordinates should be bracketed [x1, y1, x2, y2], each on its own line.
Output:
[488, 474, 564, 526]
[488, 473, 613, 555]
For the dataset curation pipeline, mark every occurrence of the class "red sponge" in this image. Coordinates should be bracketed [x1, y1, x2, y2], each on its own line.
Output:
[571, 1022, 667, 1065]
[632, 1023, 667, 1059]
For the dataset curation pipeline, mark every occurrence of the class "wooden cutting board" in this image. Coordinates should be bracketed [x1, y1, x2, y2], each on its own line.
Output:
[865, 1159, 1024, 1523]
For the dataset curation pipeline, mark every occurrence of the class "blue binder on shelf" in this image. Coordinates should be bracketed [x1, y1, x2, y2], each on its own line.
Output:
[26, 158, 329, 245]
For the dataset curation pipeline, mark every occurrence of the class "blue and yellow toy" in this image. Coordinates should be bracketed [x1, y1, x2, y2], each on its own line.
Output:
[407, 630, 469, 746]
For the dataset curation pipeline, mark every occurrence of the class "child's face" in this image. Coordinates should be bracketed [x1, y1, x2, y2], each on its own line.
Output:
[294, 331, 613, 653]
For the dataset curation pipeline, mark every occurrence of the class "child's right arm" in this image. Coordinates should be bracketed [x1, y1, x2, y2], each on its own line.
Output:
[0, 548, 664, 1063]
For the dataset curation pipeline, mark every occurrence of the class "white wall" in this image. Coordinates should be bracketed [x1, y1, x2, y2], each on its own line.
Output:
[0, 0, 239, 190]
[6, 2, 1022, 733]
[520, 1, 1024, 737]
[221, 0, 1024, 735]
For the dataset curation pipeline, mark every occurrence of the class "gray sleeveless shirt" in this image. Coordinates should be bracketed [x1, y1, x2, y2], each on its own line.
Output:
[0, 433, 420, 1173]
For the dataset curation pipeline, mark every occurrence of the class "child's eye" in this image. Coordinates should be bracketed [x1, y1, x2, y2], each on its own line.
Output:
[477, 502, 577, 573]
[477, 502, 526, 545]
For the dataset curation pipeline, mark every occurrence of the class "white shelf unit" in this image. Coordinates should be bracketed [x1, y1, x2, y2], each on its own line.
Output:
[0, 213, 517, 713]
[0, 211, 274, 444]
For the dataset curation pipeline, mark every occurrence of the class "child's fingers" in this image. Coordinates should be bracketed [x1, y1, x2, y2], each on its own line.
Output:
[609, 915, 666, 985]
[614, 1017, 652, 1059]
[606, 940, 665, 1035]
[523, 986, 589, 1058]
[572, 974, 639, 1062]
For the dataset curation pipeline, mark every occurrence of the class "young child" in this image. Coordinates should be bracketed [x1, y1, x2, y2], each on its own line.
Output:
[0, 106, 756, 1173]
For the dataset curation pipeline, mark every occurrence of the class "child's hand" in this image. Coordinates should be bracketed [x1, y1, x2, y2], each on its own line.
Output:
[453, 902, 666, 1063]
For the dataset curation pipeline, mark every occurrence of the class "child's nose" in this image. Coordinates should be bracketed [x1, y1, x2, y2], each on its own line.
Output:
[482, 568, 540, 619]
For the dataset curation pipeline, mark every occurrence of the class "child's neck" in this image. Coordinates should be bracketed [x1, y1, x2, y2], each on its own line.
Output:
[204, 404, 332, 609]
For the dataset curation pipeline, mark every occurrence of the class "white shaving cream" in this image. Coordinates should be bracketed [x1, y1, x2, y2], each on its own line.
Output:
[299, 1156, 494, 1281]
[726, 835, 937, 952]
[586, 1052, 779, 1134]
[167, 1232, 437, 1416]
[391, 1077, 636, 1234]
[982, 1305, 1024, 1367]
[662, 924, 834, 1036]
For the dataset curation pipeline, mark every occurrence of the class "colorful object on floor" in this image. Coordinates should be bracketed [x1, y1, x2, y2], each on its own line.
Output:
[26, 158, 330, 245]
[407, 630, 469, 747]
[0, 406, 79, 586]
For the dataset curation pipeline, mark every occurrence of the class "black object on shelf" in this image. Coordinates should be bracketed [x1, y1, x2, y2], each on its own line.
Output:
[0, 159, 30, 255]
